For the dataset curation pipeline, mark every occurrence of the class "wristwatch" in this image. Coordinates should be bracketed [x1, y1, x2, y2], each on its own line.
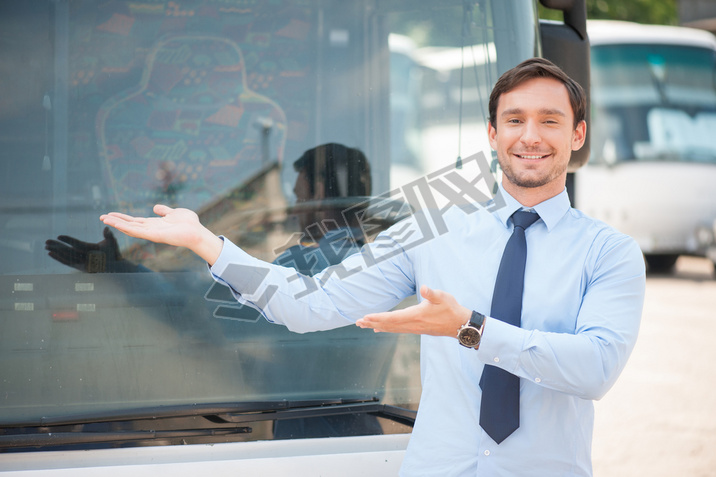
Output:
[457, 310, 486, 349]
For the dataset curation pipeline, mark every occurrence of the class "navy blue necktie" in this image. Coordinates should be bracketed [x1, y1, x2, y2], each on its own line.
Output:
[479, 210, 540, 444]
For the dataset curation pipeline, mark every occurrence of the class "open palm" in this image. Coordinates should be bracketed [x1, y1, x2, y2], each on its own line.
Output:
[100, 205, 204, 249]
[357, 285, 471, 337]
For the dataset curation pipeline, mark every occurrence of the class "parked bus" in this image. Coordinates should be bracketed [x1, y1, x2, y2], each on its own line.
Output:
[575, 20, 716, 274]
[0, 0, 588, 474]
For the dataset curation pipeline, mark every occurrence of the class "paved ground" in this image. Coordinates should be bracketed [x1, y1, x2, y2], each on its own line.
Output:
[592, 257, 716, 477]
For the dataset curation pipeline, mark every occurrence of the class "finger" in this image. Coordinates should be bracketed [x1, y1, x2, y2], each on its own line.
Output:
[100, 214, 140, 234]
[356, 313, 388, 329]
[46, 244, 86, 270]
[99, 215, 121, 228]
[97, 227, 122, 259]
[420, 284, 434, 302]
[103, 226, 120, 245]
[356, 316, 387, 333]
[56, 235, 95, 251]
[47, 251, 76, 268]
[355, 319, 383, 333]
[357, 311, 420, 335]
[44, 238, 60, 249]
[101, 212, 143, 223]
[361, 307, 414, 324]
[44, 239, 67, 255]
[46, 238, 84, 257]
[357, 306, 416, 332]
[100, 215, 146, 234]
[420, 285, 448, 305]
[107, 220, 148, 239]
[153, 204, 173, 217]
[103, 226, 121, 252]
[44, 238, 61, 249]
[356, 317, 373, 329]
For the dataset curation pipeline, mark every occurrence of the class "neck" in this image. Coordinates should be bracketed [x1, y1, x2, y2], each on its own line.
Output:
[501, 180, 564, 208]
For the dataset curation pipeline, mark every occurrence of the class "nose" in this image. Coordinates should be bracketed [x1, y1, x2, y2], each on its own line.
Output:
[520, 119, 541, 147]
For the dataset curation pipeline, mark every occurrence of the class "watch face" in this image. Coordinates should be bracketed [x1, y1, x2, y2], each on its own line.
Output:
[459, 327, 481, 347]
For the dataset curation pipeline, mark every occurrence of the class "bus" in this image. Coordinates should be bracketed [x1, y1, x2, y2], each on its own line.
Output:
[575, 20, 716, 274]
[0, 0, 588, 474]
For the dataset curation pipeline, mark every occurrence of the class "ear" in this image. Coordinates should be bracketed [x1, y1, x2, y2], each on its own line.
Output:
[571, 120, 586, 151]
[487, 122, 497, 150]
[313, 177, 326, 200]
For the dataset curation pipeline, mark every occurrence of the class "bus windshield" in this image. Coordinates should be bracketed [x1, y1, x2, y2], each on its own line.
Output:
[0, 0, 536, 450]
[591, 43, 716, 164]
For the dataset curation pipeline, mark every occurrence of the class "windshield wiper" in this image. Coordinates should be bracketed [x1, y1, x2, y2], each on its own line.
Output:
[205, 398, 417, 427]
[0, 398, 416, 451]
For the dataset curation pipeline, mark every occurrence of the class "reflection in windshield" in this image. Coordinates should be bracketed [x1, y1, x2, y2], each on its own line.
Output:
[0, 0, 530, 448]
[590, 44, 716, 164]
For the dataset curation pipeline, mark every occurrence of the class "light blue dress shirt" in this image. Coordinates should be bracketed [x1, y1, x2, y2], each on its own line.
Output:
[210, 184, 646, 476]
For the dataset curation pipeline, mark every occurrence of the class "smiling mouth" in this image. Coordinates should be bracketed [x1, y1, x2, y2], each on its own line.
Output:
[515, 153, 550, 159]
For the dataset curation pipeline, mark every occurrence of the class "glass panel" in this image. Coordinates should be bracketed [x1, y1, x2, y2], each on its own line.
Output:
[0, 0, 536, 446]
[590, 44, 716, 164]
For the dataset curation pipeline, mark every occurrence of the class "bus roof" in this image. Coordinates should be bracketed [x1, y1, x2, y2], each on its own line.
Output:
[587, 20, 716, 50]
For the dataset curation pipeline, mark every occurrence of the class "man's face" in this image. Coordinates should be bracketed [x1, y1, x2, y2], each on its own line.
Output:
[488, 77, 585, 201]
[293, 169, 312, 203]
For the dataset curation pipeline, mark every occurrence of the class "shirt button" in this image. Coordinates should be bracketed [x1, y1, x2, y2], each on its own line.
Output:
[484, 450, 490, 456]
[493, 357, 500, 363]
[534, 377, 542, 383]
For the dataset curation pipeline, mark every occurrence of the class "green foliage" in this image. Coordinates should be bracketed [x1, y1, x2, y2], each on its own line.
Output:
[538, 0, 678, 25]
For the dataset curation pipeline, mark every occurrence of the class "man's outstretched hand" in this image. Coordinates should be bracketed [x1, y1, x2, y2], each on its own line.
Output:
[46, 227, 127, 273]
[356, 285, 471, 338]
[100, 204, 223, 266]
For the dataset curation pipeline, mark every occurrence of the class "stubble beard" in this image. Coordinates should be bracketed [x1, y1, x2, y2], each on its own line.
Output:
[499, 152, 568, 189]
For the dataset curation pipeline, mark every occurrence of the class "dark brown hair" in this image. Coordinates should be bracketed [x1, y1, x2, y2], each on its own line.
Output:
[488, 57, 586, 129]
[293, 143, 371, 198]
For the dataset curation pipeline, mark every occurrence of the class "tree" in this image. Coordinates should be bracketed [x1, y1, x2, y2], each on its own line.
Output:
[539, 0, 678, 25]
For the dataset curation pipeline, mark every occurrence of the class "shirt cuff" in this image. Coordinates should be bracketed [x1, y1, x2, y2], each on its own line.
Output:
[477, 317, 530, 373]
[210, 236, 242, 274]
[208, 236, 267, 301]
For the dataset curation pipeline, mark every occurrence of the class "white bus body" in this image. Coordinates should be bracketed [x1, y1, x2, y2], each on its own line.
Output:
[576, 20, 716, 272]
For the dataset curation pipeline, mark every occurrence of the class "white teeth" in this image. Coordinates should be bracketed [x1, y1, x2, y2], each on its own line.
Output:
[519, 155, 545, 159]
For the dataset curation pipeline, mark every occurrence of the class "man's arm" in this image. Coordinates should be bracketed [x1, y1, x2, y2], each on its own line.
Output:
[486, 235, 645, 400]
[358, 234, 646, 400]
[102, 204, 419, 333]
[209, 229, 417, 333]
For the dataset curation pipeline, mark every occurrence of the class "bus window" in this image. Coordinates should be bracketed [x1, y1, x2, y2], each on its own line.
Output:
[590, 42, 716, 164]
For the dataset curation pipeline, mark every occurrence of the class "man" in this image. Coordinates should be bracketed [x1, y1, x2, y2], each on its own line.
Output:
[278, 142, 372, 275]
[101, 58, 645, 476]
[273, 143, 385, 439]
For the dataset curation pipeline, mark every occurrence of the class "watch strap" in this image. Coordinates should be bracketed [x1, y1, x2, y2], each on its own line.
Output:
[470, 310, 486, 329]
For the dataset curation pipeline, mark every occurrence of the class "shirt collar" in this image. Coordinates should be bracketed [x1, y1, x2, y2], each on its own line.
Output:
[492, 182, 571, 232]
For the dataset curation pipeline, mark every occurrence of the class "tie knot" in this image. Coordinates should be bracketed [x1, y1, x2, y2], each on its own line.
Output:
[511, 210, 539, 230]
